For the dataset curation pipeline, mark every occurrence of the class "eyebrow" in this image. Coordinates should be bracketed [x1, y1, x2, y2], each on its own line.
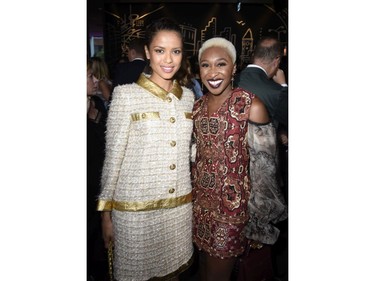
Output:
[153, 45, 182, 49]
[201, 57, 230, 62]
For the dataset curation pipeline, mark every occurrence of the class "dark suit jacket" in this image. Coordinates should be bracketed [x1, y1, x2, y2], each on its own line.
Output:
[237, 66, 288, 128]
[112, 59, 147, 88]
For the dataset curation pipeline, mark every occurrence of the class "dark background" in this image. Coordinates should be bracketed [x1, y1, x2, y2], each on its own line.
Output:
[87, 0, 288, 78]
[86, 2, 289, 280]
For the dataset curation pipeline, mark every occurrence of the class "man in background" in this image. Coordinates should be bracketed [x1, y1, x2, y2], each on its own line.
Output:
[237, 36, 288, 129]
[112, 37, 147, 88]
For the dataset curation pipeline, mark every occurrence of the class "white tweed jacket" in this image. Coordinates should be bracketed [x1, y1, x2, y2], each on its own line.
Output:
[97, 74, 195, 211]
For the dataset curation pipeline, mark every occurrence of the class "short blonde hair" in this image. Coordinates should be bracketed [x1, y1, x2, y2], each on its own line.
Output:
[198, 37, 236, 63]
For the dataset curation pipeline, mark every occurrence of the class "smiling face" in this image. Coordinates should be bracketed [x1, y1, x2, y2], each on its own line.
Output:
[199, 46, 236, 97]
[145, 30, 183, 88]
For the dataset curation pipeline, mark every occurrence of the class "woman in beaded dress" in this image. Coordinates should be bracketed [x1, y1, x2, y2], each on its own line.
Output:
[191, 38, 270, 281]
[97, 18, 194, 281]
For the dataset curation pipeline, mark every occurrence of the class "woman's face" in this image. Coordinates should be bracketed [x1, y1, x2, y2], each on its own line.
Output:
[145, 30, 183, 86]
[87, 69, 97, 96]
[199, 46, 236, 96]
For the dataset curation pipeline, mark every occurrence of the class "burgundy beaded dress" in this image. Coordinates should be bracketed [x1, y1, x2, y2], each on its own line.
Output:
[192, 88, 254, 258]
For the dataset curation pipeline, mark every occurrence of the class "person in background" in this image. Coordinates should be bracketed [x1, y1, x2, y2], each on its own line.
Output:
[87, 64, 97, 97]
[90, 56, 112, 107]
[234, 36, 288, 281]
[112, 37, 147, 88]
[236, 100, 288, 281]
[87, 60, 108, 281]
[87, 60, 107, 201]
[97, 17, 195, 281]
[187, 55, 204, 100]
[191, 37, 270, 281]
[237, 36, 288, 209]
[236, 36, 288, 129]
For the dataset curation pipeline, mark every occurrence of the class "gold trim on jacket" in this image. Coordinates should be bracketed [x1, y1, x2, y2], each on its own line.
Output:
[136, 73, 182, 100]
[97, 192, 192, 212]
[131, 112, 160, 121]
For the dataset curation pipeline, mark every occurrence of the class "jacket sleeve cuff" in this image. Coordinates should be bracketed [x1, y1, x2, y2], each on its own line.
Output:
[97, 200, 113, 211]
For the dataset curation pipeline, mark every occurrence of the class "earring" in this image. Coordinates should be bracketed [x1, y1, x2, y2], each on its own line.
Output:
[231, 76, 234, 89]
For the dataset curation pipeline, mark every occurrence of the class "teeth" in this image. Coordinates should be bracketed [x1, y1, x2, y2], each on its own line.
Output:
[162, 66, 173, 73]
[208, 79, 223, 88]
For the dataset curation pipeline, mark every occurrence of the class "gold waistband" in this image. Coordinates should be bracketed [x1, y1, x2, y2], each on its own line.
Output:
[97, 192, 192, 212]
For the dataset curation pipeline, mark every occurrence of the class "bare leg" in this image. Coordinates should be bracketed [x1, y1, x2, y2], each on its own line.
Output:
[200, 252, 236, 281]
[199, 251, 207, 281]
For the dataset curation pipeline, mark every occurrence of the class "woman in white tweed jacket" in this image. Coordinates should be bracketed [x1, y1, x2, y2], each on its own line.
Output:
[97, 18, 195, 281]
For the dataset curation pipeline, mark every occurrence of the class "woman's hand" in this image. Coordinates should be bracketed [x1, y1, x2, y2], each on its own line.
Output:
[101, 211, 113, 249]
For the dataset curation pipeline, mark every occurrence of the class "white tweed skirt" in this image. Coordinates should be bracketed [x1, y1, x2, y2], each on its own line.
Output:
[112, 202, 193, 281]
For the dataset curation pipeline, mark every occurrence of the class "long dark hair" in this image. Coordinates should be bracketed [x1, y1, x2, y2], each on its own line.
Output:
[145, 17, 191, 87]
